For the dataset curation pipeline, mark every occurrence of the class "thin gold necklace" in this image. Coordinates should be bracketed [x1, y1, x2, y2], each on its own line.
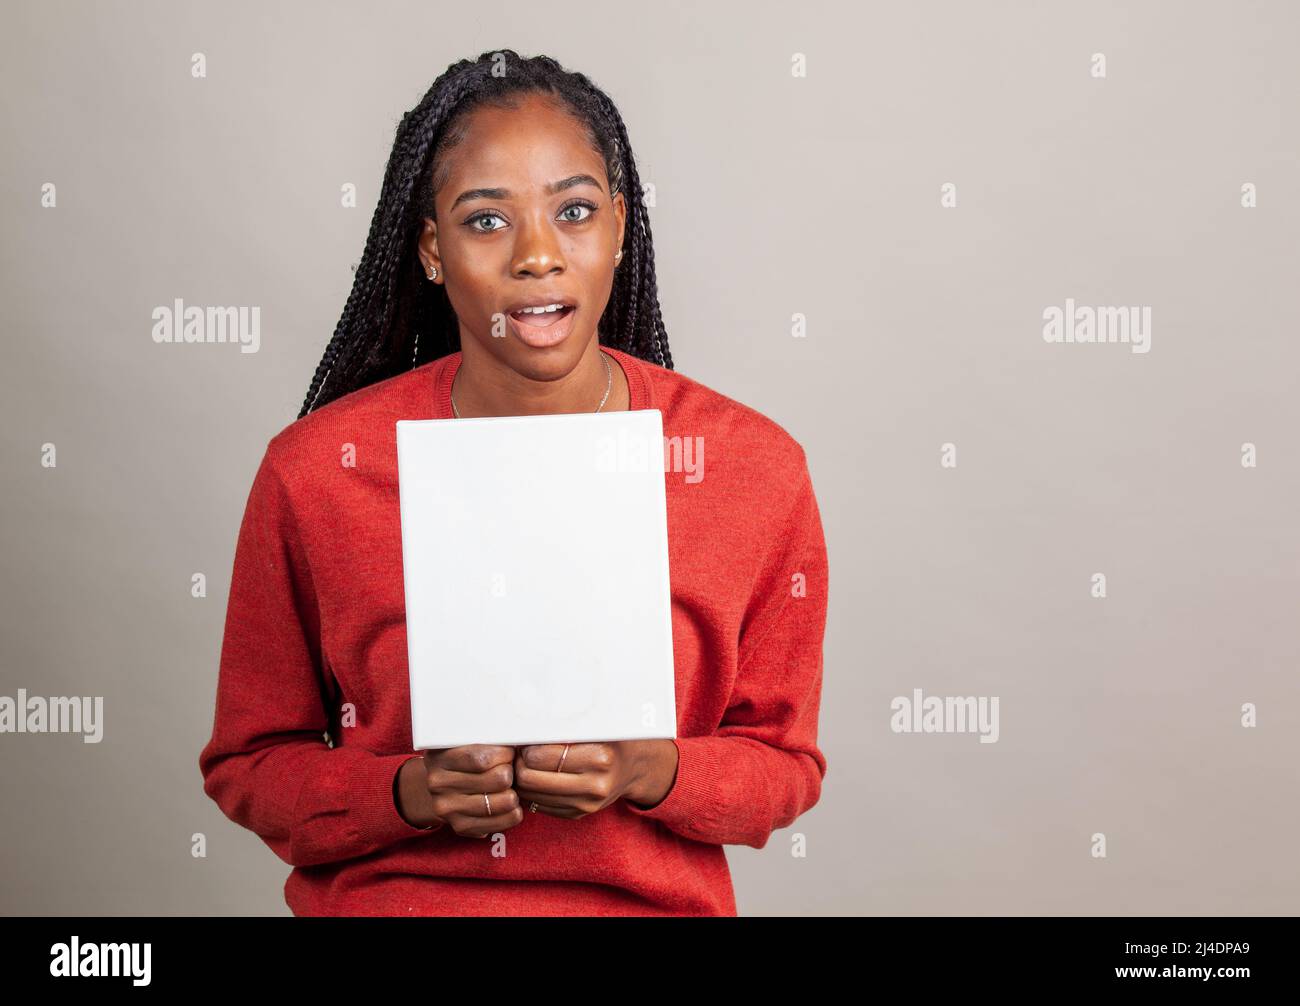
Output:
[451, 351, 613, 418]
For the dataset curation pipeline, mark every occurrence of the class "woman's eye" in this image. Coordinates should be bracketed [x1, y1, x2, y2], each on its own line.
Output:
[559, 202, 595, 223]
[468, 212, 506, 233]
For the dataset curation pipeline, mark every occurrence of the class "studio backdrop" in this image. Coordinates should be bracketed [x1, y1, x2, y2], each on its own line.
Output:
[1, 0, 1297, 915]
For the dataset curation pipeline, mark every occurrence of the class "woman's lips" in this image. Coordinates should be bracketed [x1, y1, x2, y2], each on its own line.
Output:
[507, 306, 577, 348]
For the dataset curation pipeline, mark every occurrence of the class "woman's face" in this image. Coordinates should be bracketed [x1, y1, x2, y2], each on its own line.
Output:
[419, 92, 627, 383]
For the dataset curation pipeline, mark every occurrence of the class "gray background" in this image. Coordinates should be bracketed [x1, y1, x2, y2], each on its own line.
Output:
[2, 0, 1297, 915]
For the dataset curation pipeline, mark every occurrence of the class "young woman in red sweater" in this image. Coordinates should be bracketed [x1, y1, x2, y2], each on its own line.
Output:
[200, 49, 829, 916]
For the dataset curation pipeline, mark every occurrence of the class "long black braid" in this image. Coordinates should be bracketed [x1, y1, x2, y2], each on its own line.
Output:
[298, 49, 673, 419]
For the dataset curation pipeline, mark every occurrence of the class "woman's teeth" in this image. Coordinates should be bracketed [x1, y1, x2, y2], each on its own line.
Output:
[510, 305, 572, 326]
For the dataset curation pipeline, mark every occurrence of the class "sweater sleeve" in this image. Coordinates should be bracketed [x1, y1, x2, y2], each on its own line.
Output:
[623, 449, 829, 848]
[198, 443, 441, 868]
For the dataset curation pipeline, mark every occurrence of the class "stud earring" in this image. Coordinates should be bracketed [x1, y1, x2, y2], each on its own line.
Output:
[427, 267, 438, 281]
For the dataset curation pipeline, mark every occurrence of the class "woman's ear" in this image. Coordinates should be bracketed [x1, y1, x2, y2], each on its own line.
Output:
[612, 191, 627, 262]
[418, 217, 442, 279]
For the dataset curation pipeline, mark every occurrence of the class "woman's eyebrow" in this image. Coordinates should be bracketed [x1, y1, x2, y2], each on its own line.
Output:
[449, 174, 604, 211]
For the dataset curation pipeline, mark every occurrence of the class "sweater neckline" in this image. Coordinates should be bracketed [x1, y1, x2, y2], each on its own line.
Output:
[430, 345, 651, 420]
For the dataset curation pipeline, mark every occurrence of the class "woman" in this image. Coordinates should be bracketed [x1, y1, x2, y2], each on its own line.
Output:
[199, 49, 829, 916]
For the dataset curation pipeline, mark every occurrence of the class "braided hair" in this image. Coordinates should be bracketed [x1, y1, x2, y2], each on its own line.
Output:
[298, 49, 673, 419]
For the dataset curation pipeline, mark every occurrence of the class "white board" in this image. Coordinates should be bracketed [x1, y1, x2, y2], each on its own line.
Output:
[395, 408, 677, 749]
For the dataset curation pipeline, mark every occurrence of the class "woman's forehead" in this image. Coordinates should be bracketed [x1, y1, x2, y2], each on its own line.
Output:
[454, 96, 591, 155]
[438, 103, 604, 195]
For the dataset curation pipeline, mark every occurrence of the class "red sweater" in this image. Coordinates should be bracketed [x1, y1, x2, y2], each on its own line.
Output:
[199, 346, 829, 916]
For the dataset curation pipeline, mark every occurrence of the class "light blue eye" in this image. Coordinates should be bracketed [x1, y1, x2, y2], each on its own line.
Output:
[469, 212, 506, 233]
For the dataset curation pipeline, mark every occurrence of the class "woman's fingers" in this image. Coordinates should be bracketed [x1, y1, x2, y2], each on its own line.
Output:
[518, 743, 611, 774]
[427, 744, 515, 776]
[429, 760, 515, 795]
[515, 743, 611, 801]
[417, 743, 615, 828]
[434, 787, 524, 838]
[418, 745, 525, 836]
[527, 801, 584, 819]
[424, 744, 515, 793]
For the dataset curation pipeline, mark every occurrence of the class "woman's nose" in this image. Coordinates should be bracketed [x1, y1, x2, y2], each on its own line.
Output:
[511, 213, 566, 276]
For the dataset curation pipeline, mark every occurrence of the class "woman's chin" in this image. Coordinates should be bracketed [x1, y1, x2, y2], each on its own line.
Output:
[489, 331, 596, 382]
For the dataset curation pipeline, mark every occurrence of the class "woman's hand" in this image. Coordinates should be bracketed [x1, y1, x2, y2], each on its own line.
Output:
[397, 744, 525, 838]
[514, 739, 679, 819]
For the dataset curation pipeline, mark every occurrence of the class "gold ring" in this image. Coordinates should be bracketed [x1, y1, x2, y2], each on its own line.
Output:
[483, 793, 491, 815]
[556, 744, 570, 772]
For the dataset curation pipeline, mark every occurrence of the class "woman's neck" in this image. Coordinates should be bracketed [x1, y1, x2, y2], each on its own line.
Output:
[450, 340, 629, 417]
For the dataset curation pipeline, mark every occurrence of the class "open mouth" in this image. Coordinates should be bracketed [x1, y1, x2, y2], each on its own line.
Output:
[505, 303, 578, 348]
[508, 304, 576, 328]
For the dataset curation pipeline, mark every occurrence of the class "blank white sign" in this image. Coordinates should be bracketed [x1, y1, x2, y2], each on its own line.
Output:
[395, 408, 677, 750]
